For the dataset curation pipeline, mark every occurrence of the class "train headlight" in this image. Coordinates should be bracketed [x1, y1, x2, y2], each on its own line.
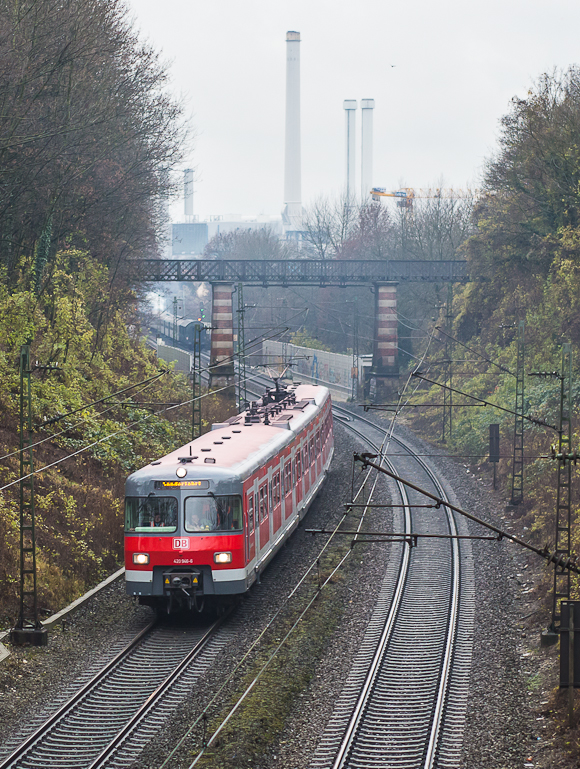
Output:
[133, 553, 150, 565]
[214, 552, 232, 564]
[176, 466, 187, 478]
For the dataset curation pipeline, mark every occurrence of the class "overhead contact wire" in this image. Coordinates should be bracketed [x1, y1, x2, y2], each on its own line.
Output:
[0, 372, 266, 493]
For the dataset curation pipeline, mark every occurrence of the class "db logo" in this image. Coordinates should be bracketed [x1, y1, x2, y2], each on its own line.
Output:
[173, 538, 190, 550]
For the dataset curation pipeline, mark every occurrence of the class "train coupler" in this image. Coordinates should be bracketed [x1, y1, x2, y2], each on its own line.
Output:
[163, 570, 202, 593]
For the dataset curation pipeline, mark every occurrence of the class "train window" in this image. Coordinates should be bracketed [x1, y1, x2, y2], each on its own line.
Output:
[259, 485, 268, 521]
[184, 495, 242, 532]
[284, 463, 292, 495]
[309, 438, 315, 465]
[248, 493, 255, 534]
[316, 431, 320, 456]
[296, 452, 302, 480]
[273, 472, 281, 506]
[125, 496, 178, 533]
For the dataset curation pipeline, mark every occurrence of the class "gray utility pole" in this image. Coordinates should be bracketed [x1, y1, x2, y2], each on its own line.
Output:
[236, 283, 247, 412]
[552, 343, 573, 631]
[173, 295, 178, 343]
[351, 302, 359, 401]
[191, 325, 202, 441]
[442, 286, 453, 442]
[11, 344, 48, 646]
[510, 321, 525, 505]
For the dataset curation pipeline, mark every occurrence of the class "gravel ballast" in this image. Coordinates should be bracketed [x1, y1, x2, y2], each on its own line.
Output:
[0, 419, 573, 768]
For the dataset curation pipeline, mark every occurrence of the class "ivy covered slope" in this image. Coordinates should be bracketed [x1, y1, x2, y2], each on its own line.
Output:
[410, 68, 580, 597]
[0, 251, 197, 625]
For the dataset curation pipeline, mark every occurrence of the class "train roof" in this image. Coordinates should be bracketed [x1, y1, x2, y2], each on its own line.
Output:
[157, 311, 207, 330]
[126, 384, 330, 491]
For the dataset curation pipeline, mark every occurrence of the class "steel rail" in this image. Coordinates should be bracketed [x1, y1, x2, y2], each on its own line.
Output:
[1, 619, 223, 769]
[340, 405, 462, 766]
[329, 415, 412, 769]
[321, 405, 463, 769]
[0, 620, 156, 769]
[209, 368, 465, 766]
[87, 614, 228, 769]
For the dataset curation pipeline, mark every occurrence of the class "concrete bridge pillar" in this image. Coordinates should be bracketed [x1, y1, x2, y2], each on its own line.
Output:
[209, 283, 235, 386]
[369, 283, 398, 396]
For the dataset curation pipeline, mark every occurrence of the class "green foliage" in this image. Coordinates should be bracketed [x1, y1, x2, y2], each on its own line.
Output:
[461, 68, 580, 341]
[289, 330, 332, 351]
[0, 250, 235, 625]
[410, 68, 580, 613]
[34, 215, 53, 295]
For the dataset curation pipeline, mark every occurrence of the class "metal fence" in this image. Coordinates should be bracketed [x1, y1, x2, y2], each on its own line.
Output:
[262, 340, 371, 400]
[155, 342, 192, 374]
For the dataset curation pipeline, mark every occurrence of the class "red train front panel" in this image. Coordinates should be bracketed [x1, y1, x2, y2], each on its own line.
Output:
[124, 383, 333, 610]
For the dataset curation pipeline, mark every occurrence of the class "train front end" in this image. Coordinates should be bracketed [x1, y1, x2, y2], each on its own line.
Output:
[124, 457, 246, 612]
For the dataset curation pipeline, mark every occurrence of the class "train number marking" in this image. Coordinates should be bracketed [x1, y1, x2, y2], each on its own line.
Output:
[173, 538, 190, 550]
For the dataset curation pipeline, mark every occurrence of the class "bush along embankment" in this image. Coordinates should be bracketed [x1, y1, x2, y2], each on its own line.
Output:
[0, 250, 231, 626]
[405, 68, 580, 610]
[406, 263, 580, 605]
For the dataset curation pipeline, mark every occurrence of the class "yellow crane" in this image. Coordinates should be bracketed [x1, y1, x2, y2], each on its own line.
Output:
[370, 187, 477, 209]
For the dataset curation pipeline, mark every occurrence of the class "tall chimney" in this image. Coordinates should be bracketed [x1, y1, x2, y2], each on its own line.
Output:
[184, 168, 194, 219]
[282, 31, 302, 233]
[361, 99, 375, 201]
[344, 100, 357, 202]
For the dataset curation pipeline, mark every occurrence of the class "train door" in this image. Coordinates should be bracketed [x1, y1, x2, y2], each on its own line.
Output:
[272, 469, 282, 532]
[295, 445, 303, 507]
[309, 436, 315, 487]
[303, 441, 310, 496]
[283, 458, 293, 520]
[258, 481, 270, 550]
[268, 477, 274, 541]
[245, 489, 256, 563]
[316, 429, 321, 476]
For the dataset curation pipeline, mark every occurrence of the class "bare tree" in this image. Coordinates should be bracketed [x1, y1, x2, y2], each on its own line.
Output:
[391, 189, 475, 261]
[301, 193, 358, 258]
[0, 0, 186, 294]
[203, 228, 297, 260]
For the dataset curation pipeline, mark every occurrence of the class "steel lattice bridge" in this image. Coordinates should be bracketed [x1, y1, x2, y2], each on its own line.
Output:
[132, 258, 469, 286]
[133, 257, 470, 388]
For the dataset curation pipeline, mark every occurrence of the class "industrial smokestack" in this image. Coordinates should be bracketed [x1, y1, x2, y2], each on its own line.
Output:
[184, 168, 194, 219]
[361, 99, 375, 201]
[344, 100, 357, 202]
[282, 31, 302, 233]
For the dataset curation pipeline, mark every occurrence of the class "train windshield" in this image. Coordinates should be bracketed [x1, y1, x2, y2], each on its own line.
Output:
[125, 496, 178, 533]
[184, 495, 242, 533]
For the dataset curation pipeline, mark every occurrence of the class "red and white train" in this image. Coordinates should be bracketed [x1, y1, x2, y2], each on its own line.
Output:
[124, 382, 333, 611]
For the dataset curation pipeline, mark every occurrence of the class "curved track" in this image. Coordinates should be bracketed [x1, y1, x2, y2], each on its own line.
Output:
[309, 405, 473, 769]
[2, 367, 473, 769]
[241, 368, 473, 767]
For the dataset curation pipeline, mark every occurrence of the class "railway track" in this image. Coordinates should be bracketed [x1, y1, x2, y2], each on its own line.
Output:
[309, 405, 474, 769]
[241, 370, 474, 766]
[0, 616, 233, 769]
[2, 365, 473, 769]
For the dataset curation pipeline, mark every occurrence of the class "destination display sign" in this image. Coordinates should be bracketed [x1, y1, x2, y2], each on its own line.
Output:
[154, 480, 210, 489]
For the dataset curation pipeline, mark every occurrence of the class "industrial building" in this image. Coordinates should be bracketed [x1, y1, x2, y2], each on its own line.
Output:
[171, 32, 374, 256]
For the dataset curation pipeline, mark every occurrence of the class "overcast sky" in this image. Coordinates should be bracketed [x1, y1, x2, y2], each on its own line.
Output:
[127, 0, 580, 221]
